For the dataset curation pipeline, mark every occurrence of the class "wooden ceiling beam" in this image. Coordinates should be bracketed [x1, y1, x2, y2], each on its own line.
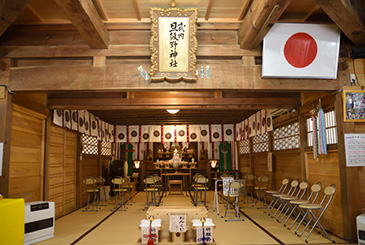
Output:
[238, 0, 292, 49]
[315, 0, 365, 47]
[8, 63, 340, 92]
[47, 97, 300, 110]
[92, 0, 108, 21]
[55, 0, 109, 49]
[0, 0, 31, 36]
[1, 44, 261, 58]
[132, 0, 141, 21]
[238, 0, 253, 21]
[205, 0, 213, 21]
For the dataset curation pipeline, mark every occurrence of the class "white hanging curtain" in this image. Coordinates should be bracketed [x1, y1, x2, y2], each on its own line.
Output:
[211, 124, 222, 142]
[150, 125, 162, 142]
[53, 109, 63, 127]
[176, 125, 187, 142]
[71, 110, 78, 130]
[224, 124, 234, 142]
[163, 125, 175, 142]
[199, 125, 209, 142]
[116, 125, 127, 143]
[188, 125, 200, 142]
[129, 125, 140, 143]
[78, 110, 86, 134]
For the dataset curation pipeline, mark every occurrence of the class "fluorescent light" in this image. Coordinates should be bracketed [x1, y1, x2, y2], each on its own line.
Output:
[166, 109, 180, 114]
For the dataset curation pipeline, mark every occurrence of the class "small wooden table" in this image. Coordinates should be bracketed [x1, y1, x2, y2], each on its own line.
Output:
[161, 171, 191, 196]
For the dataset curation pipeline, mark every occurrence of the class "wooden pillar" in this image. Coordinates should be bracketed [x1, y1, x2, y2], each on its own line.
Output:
[76, 133, 82, 209]
[334, 62, 362, 242]
[299, 113, 308, 182]
[0, 58, 13, 197]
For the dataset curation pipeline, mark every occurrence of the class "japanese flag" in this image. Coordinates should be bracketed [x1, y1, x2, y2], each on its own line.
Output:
[262, 23, 340, 79]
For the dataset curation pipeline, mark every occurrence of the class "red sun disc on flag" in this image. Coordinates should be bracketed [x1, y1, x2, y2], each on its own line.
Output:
[284, 32, 317, 68]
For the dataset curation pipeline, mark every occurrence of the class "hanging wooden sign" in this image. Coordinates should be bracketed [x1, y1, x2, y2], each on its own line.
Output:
[150, 8, 198, 82]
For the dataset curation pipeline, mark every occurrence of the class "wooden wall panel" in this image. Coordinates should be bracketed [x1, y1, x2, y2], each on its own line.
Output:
[47, 124, 77, 219]
[273, 151, 302, 189]
[8, 105, 44, 202]
[253, 154, 271, 188]
[80, 155, 99, 206]
[238, 154, 250, 176]
[307, 151, 343, 238]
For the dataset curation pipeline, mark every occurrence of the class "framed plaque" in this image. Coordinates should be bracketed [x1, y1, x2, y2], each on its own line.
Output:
[343, 89, 365, 122]
[150, 8, 198, 82]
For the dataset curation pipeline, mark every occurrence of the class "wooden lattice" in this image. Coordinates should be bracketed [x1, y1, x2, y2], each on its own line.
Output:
[101, 142, 112, 156]
[239, 139, 250, 154]
[307, 110, 337, 147]
[82, 134, 98, 155]
[273, 122, 300, 150]
[252, 132, 269, 153]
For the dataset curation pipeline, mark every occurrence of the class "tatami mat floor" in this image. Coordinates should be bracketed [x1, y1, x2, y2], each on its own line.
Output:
[36, 191, 348, 245]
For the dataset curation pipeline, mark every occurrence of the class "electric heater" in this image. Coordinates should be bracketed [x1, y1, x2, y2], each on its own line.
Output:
[24, 201, 55, 245]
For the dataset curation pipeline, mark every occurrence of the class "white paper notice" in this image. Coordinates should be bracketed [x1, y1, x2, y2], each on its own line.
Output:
[0, 142, 3, 176]
[344, 134, 365, 167]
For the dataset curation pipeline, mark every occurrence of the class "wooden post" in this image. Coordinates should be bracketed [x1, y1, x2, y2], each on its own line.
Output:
[43, 117, 52, 201]
[299, 113, 308, 182]
[0, 58, 13, 197]
[334, 63, 362, 242]
[76, 133, 82, 209]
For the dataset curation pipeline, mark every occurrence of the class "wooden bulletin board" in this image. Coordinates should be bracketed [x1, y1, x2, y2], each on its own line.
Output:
[343, 89, 365, 122]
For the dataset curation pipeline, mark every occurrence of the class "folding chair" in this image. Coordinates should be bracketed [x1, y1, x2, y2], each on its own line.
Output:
[264, 177, 289, 213]
[253, 174, 270, 209]
[243, 173, 255, 202]
[83, 176, 99, 212]
[297, 184, 336, 243]
[111, 176, 128, 211]
[144, 176, 159, 211]
[285, 182, 322, 229]
[194, 175, 209, 208]
[95, 176, 108, 206]
[122, 176, 135, 205]
[269, 179, 299, 217]
[276, 180, 308, 222]
[222, 180, 244, 221]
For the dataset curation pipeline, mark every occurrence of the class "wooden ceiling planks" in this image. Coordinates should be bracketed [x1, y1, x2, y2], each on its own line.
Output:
[0, 0, 31, 36]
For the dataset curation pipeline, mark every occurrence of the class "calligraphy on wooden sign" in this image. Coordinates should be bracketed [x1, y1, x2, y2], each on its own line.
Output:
[150, 8, 198, 82]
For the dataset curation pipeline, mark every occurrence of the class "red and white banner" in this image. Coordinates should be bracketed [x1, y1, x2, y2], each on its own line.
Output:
[188, 125, 200, 142]
[235, 123, 242, 142]
[262, 23, 340, 79]
[163, 125, 175, 142]
[150, 125, 161, 142]
[141, 125, 150, 143]
[176, 125, 187, 142]
[129, 125, 140, 143]
[224, 124, 234, 142]
[211, 124, 222, 142]
[199, 125, 209, 142]
[116, 125, 127, 143]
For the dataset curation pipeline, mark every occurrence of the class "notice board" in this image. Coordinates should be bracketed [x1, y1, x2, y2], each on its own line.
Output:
[344, 134, 365, 167]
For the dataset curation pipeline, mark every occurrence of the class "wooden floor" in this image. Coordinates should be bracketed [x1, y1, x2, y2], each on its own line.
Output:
[36, 191, 348, 245]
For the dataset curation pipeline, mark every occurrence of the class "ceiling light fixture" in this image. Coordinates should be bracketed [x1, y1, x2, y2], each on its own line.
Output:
[166, 109, 180, 114]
